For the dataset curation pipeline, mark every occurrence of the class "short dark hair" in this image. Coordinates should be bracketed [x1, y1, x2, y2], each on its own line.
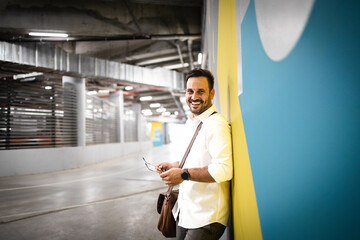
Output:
[185, 68, 214, 91]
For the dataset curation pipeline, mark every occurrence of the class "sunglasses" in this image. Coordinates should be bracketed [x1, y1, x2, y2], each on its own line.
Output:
[142, 157, 157, 172]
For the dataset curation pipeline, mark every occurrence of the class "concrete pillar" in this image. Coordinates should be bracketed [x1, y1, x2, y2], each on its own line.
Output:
[109, 91, 125, 143]
[163, 122, 169, 144]
[62, 76, 86, 147]
[132, 103, 141, 141]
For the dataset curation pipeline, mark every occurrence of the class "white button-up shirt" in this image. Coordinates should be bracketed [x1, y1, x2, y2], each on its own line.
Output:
[173, 105, 233, 229]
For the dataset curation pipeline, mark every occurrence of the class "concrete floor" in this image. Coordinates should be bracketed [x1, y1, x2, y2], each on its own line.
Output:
[0, 144, 179, 240]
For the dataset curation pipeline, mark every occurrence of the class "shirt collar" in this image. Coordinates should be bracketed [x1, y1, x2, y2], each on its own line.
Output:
[189, 104, 217, 123]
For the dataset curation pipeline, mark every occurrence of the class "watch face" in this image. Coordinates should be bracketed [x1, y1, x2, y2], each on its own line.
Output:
[181, 169, 189, 180]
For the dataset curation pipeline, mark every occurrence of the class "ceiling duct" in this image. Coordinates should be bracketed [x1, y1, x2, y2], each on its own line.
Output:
[0, 41, 184, 90]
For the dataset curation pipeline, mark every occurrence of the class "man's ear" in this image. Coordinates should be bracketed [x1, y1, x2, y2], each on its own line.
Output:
[210, 88, 215, 100]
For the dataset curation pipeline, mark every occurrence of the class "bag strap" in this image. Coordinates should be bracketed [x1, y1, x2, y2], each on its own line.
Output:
[165, 121, 202, 196]
[165, 111, 217, 196]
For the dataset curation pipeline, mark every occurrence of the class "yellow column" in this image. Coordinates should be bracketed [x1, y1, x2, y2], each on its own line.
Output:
[217, 0, 263, 239]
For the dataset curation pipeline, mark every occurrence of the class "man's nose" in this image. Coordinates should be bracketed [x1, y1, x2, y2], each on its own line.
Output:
[192, 92, 199, 100]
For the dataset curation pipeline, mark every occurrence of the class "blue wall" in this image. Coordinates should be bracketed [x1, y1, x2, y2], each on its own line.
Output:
[240, 1, 360, 239]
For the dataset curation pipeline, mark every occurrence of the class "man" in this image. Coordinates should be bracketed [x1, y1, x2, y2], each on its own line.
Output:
[156, 68, 233, 240]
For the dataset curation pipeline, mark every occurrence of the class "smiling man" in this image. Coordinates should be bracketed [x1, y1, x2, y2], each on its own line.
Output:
[156, 68, 233, 240]
[186, 72, 214, 115]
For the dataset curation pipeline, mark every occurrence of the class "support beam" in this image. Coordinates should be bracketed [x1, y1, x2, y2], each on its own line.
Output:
[109, 91, 125, 143]
[132, 103, 142, 141]
[62, 76, 86, 147]
[176, 43, 185, 67]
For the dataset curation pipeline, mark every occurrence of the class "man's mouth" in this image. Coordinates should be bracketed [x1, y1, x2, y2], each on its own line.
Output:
[190, 101, 202, 107]
[190, 100, 203, 105]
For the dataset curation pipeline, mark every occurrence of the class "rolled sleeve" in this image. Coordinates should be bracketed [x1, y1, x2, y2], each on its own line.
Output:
[207, 118, 233, 183]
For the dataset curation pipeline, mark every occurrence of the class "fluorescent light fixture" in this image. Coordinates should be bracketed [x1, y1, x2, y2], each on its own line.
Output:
[13, 72, 43, 80]
[140, 96, 152, 101]
[163, 62, 189, 70]
[150, 103, 161, 108]
[125, 86, 134, 91]
[98, 89, 109, 94]
[156, 107, 166, 113]
[162, 112, 171, 116]
[45, 86, 52, 90]
[142, 109, 153, 116]
[197, 52, 203, 65]
[29, 32, 68, 38]
[87, 91, 97, 95]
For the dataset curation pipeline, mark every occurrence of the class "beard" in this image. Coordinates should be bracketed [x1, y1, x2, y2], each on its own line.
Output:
[187, 97, 212, 115]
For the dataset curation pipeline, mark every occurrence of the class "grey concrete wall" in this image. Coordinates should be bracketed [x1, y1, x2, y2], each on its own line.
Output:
[0, 141, 152, 176]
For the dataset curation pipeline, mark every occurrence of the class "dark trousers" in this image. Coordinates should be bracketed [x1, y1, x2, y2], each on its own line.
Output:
[176, 219, 226, 240]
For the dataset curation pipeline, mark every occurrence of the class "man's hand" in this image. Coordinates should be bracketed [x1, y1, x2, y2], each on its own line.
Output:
[159, 168, 183, 186]
[155, 162, 179, 173]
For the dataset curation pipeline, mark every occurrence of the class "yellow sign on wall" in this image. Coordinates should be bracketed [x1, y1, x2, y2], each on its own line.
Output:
[151, 122, 163, 147]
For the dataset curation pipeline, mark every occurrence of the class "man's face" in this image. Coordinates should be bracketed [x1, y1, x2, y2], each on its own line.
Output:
[186, 76, 215, 116]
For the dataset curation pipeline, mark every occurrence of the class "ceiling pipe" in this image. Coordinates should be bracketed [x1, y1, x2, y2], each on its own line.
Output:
[187, 39, 194, 69]
[176, 43, 185, 67]
[2, 34, 201, 42]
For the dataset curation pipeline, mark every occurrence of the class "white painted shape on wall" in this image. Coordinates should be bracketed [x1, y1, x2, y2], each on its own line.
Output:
[255, 0, 315, 61]
[236, 0, 250, 96]
[206, 0, 221, 113]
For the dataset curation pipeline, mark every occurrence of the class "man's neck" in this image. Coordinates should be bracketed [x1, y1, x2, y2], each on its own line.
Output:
[189, 104, 214, 120]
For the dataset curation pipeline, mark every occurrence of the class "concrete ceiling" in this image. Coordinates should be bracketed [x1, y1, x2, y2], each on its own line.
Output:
[0, 0, 203, 122]
[0, 0, 203, 71]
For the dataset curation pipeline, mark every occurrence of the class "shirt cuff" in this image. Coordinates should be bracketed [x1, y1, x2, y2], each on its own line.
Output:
[208, 162, 233, 183]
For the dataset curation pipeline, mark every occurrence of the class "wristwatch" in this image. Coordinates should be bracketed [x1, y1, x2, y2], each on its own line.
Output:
[181, 168, 190, 180]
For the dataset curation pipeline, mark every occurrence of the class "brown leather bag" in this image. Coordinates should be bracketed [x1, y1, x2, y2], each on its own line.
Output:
[157, 121, 204, 238]
[157, 188, 179, 237]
